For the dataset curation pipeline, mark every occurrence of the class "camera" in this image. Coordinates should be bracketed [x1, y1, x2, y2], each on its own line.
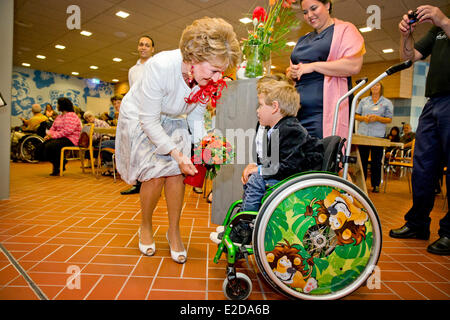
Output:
[408, 10, 418, 25]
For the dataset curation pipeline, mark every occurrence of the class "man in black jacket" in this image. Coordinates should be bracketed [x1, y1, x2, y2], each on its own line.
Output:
[240, 78, 323, 212]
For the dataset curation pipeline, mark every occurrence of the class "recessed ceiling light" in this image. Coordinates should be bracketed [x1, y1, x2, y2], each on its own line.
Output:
[36, 55, 46, 59]
[22, 63, 31, 67]
[55, 44, 66, 50]
[382, 48, 394, 53]
[359, 27, 372, 33]
[115, 11, 130, 18]
[72, 72, 79, 76]
[113, 57, 122, 62]
[112, 79, 119, 82]
[239, 17, 253, 24]
[90, 65, 98, 70]
[287, 41, 296, 46]
[80, 30, 92, 37]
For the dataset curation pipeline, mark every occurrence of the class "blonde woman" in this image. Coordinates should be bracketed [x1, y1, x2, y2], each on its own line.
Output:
[116, 17, 240, 263]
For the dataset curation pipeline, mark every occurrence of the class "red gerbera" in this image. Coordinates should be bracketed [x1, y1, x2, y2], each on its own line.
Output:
[252, 6, 267, 22]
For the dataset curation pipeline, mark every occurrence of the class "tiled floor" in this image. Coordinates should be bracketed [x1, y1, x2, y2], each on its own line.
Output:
[0, 161, 449, 300]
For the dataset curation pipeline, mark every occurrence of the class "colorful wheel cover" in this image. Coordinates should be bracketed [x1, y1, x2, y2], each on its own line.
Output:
[254, 175, 381, 300]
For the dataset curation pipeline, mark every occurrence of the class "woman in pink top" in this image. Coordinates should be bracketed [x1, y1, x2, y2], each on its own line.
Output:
[288, 0, 365, 140]
[37, 97, 82, 176]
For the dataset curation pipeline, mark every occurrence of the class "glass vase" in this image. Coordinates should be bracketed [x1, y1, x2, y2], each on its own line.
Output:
[245, 44, 263, 78]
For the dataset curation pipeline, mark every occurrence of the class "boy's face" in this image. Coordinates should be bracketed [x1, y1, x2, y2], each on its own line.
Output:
[257, 94, 275, 127]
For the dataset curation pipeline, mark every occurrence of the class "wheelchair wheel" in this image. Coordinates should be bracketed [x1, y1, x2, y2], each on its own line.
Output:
[253, 173, 382, 300]
[20, 135, 44, 163]
[222, 272, 252, 300]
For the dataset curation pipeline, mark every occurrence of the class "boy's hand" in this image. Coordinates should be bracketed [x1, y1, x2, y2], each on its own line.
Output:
[241, 163, 258, 185]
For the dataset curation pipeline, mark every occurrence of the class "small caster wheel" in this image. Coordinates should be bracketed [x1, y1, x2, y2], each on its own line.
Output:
[222, 272, 252, 300]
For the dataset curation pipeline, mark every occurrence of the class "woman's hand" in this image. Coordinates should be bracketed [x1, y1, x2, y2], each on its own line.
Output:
[241, 163, 258, 185]
[289, 61, 314, 81]
[170, 149, 198, 176]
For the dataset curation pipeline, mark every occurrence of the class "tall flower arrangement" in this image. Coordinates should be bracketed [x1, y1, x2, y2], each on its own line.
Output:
[242, 0, 300, 77]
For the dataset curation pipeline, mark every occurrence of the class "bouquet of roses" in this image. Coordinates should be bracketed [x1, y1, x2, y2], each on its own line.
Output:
[184, 134, 235, 188]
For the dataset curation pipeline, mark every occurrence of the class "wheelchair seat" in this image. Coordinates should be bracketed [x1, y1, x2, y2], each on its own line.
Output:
[321, 135, 345, 173]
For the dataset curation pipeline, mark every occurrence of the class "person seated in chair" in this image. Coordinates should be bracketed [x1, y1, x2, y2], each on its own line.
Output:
[240, 78, 324, 213]
[210, 77, 323, 245]
[83, 111, 111, 147]
[19, 104, 48, 132]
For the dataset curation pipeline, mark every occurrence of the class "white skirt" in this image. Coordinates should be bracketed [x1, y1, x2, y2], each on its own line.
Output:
[116, 115, 191, 185]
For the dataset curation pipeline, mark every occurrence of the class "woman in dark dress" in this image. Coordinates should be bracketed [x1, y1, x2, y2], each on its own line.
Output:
[288, 0, 365, 139]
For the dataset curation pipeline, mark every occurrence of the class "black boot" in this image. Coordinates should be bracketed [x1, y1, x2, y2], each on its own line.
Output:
[427, 236, 450, 255]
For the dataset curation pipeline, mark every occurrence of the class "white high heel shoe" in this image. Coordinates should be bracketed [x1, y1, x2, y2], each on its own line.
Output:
[166, 232, 187, 264]
[138, 228, 155, 256]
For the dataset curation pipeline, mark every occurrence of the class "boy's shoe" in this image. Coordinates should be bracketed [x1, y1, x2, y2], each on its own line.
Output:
[210, 231, 223, 245]
[216, 226, 225, 233]
[389, 224, 430, 240]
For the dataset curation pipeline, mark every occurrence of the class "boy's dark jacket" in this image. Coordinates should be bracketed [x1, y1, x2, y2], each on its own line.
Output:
[258, 116, 324, 181]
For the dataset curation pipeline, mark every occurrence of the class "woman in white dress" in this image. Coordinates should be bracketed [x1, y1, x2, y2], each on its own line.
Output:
[116, 17, 240, 264]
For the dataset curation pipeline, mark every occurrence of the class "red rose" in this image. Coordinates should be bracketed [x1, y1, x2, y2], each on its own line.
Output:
[252, 6, 267, 22]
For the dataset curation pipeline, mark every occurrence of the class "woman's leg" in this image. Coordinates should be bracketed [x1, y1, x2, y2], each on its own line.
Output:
[139, 178, 165, 253]
[164, 174, 186, 260]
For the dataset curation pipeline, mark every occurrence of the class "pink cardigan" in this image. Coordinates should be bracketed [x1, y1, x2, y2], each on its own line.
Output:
[48, 112, 82, 146]
[323, 19, 366, 139]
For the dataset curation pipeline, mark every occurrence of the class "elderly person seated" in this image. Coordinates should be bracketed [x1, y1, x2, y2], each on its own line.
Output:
[400, 123, 415, 150]
[19, 104, 48, 132]
[83, 111, 111, 147]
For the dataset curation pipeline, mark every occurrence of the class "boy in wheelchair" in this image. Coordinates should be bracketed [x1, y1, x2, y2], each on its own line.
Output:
[210, 77, 324, 247]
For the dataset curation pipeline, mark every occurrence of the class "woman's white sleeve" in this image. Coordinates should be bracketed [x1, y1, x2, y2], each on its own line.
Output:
[138, 60, 177, 155]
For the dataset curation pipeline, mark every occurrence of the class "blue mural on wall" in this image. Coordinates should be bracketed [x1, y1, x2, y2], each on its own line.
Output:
[11, 66, 115, 125]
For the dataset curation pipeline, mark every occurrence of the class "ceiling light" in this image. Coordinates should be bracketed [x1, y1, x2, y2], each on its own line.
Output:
[239, 17, 253, 24]
[359, 27, 372, 33]
[22, 63, 31, 67]
[112, 79, 119, 82]
[36, 55, 46, 59]
[90, 65, 98, 70]
[80, 30, 92, 37]
[113, 57, 122, 62]
[115, 11, 130, 18]
[287, 41, 296, 46]
[72, 72, 79, 76]
[271, 66, 276, 69]
[55, 44, 66, 50]
[382, 48, 394, 53]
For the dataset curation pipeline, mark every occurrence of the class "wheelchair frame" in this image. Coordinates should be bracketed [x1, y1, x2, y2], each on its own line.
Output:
[212, 61, 413, 300]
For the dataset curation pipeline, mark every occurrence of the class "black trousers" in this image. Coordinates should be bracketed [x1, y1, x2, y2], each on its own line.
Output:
[37, 137, 74, 172]
[358, 145, 384, 188]
[405, 95, 450, 238]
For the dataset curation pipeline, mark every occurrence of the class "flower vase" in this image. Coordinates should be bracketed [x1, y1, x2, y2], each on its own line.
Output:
[244, 45, 263, 78]
[263, 54, 272, 76]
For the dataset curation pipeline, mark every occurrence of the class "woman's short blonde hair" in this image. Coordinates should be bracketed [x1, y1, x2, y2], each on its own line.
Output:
[83, 110, 94, 120]
[257, 78, 300, 117]
[179, 17, 241, 70]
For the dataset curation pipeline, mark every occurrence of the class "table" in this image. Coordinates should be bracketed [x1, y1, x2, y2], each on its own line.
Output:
[350, 134, 404, 194]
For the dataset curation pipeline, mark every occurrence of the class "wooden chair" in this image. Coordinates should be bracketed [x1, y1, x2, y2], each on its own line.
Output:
[59, 124, 96, 176]
[97, 147, 116, 182]
[383, 139, 415, 193]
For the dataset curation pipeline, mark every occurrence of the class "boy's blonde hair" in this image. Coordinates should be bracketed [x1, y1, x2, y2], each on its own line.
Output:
[179, 17, 241, 70]
[257, 77, 300, 117]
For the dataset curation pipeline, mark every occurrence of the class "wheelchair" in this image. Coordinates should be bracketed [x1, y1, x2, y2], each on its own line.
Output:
[211, 61, 412, 300]
[10, 129, 44, 163]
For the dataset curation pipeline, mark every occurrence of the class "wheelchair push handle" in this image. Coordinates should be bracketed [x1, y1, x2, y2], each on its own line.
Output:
[342, 60, 413, 180]
[331, 77, 368, 136]
[385, 60, 412, 75]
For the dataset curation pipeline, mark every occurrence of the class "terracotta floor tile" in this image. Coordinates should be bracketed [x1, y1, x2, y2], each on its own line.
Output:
[53, 274, 103, 300]
[84, 275, 128, 300]
[183, 259, 207, 278]
[44, 245, 83, 262]
[381, 270, 428, 282]
[386, 282, 428, 300]
[91, 254, 139, 265]
[116, 276, 153, 300]
[29, 261, 87, 274]
[131, 257, 163, 277]
[0, 286, 39, 300]
[82, 263, 134, 276]
[409, 282, 450, 300]
[18, 244, 62, 262]
[401, 262, 449, 282]
[66, 246, 102, 264]
[0, 265, 25, 286]
[152, 277, 206, 291]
